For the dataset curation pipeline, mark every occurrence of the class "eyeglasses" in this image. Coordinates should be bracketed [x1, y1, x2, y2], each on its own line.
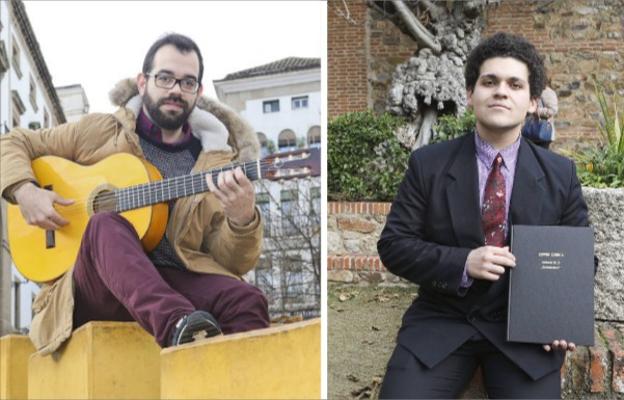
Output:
[146, 73, 200, 94]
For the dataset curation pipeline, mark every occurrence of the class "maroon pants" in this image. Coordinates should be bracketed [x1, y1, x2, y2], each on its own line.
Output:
[72, 212, 270, 347]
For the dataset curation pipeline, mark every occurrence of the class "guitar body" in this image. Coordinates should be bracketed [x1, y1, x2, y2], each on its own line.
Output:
[7, 153, 168, 283]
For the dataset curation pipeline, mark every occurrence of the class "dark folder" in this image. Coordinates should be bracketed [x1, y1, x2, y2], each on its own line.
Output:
[507, 225, 594, 346]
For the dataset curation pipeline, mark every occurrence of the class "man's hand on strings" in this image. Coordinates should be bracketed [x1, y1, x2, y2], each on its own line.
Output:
[206, 167, 255, 226]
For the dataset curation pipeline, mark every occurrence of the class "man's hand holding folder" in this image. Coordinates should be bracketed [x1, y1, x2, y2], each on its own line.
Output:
[467, 243, 582, 353]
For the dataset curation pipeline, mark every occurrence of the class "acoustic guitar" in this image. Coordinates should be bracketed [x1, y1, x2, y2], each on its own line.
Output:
[7, 149, 319, 283]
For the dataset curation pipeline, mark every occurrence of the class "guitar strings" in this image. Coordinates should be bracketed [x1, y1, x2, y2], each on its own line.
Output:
[48, 159, 287, 216]
[55, 164, 269, 216]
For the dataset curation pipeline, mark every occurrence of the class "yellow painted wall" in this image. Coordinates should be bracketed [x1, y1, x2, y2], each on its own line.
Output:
[28, 321, 160, 399]
[161, 318, 321, 399]
[0, 335, 35, 400]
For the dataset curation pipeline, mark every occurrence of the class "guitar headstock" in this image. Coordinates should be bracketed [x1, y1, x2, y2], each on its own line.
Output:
[262, 147, 320, 181]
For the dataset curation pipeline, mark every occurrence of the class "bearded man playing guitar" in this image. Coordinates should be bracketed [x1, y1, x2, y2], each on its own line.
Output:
[1, 33, 270, 354]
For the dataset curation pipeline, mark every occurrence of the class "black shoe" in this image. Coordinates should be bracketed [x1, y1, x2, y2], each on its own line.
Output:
[169, 310, 222, 346]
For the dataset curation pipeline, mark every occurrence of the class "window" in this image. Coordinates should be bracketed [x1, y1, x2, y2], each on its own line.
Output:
[29, 75, 38, 111]
[310, 187, 320, 216]
[0, 40, 8, 78]
[283, 255, 305, 301]
[255, 255, 274, 297]
[256, 192, 271, 236]
[257, 132, 270, 157]
[12, 36, 21, 78]
[11, 90, 26, 128]
[263, 99, 279, 113]
[291, 96, 309, 110]
[44, 109, 49, 128]
[278, 129, 297, 151]
[307, 126, 321, 147]
[280, 189, 298, 235]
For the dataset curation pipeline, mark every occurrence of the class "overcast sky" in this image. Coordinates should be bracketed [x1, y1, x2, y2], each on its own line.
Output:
[23, 1, 323, 113]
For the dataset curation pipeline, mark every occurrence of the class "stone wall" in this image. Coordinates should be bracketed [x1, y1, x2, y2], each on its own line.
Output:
[328, 0, 624, 149]
[328, 188, 624, 397]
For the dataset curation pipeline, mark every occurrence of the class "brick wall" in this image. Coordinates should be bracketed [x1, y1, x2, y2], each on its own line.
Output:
[327, 202, 388, 275]
[328, 0, 369, 119]
[328, 0, 624, 148]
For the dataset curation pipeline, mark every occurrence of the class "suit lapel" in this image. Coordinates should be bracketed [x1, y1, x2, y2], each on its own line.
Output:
[446, 133, 484, 247]
[509, 139, 546, 227]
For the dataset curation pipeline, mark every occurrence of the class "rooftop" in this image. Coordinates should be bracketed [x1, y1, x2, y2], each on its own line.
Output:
[217, 57, 320, 82]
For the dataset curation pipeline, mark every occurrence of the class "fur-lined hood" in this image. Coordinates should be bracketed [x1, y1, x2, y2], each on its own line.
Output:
[109, 78, 259, 161]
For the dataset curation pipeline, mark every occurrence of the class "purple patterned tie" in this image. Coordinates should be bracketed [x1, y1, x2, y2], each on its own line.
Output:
[482, 154, 506, 247]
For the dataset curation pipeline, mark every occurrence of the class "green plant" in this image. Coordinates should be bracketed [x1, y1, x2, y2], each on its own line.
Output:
[431, 111, 476, 144]
[573, 146, 623, 188]
[328, 111, 410, 201]
[566, 84, 624, 188]
[595, 84, 624, 154]
[266, 139, 276, 155]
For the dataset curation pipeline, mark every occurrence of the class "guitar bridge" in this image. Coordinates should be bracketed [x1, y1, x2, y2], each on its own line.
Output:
[44, 184, 56, 249]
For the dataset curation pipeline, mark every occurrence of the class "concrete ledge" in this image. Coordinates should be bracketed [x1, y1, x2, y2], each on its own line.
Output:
[0, 335, 35, 400]
[28, 321, 161, 399]
[161, 318, 321, 399]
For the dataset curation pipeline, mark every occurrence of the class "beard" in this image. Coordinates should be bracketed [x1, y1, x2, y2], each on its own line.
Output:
[142, 89, 195, 130]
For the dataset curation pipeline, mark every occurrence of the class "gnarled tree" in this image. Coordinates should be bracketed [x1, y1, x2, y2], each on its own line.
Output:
[371, 0, 498, 149]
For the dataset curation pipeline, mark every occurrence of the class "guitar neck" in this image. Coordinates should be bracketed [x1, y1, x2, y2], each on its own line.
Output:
[115, 160, 264, 212]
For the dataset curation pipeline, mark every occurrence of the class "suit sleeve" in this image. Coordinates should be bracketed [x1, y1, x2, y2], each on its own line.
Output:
[377, 151, 471, 296]
[560, 160, 598, 273]
[560, 161, 588, 227]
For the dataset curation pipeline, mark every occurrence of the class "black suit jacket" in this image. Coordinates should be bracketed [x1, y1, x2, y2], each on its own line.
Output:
[377, 132, 589, 380]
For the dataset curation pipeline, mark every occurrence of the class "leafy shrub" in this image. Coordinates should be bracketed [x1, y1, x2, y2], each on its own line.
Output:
[567, 83, 624, 188]
[432, 111, 476, 144]
[574, 146, 623, 188]
[328, 111, 410, 201]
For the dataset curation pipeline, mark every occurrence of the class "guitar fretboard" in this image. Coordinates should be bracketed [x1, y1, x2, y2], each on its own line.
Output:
[114, 160, 264, 212]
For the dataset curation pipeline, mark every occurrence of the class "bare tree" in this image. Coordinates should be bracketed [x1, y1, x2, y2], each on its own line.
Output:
[371, 0, 499, 149]
[252, 177, 321, 320]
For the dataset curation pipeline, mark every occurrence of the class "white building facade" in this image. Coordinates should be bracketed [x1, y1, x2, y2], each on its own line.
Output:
[0, 0, 66, 335]
[56, 84, 89, 122]
[253, 150, 321, 318]
[213, 58, 321, 157]
[214, 59, 321, 318]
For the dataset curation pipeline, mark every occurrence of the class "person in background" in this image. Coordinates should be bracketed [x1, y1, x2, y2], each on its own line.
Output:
[523, 82, 558, 149]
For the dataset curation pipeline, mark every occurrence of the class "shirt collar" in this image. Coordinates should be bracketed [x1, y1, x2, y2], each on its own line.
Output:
[474, 131, 521, 170]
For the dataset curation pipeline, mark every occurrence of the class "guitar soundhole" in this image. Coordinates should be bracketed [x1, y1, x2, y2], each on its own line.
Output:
[92, 190, 117, 213]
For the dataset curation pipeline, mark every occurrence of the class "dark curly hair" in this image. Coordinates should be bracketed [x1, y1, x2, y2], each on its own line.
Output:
[465, 32, 546, 99]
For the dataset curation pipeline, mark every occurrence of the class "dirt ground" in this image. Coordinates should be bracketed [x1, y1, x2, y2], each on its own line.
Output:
[328, 282, 416, 399]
